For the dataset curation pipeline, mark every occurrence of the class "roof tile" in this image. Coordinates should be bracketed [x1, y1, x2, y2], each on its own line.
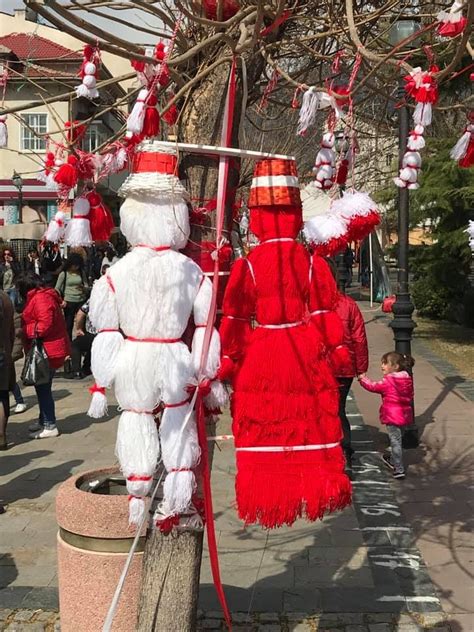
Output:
[0, 33, 81, 61]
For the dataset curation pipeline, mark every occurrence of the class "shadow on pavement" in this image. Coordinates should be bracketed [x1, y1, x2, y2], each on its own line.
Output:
[0, 450, 52, 476]
[0, 553, 18, 589]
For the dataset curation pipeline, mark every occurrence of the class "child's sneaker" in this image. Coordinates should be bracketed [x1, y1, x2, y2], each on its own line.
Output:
[393, 471, 406, 480]
[382, 453, 394, 471]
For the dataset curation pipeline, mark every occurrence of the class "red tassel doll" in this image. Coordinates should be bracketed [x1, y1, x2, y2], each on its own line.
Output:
[219, 158, 351, 529]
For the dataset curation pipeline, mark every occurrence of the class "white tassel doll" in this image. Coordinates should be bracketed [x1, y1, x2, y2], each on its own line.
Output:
[65, 196, 93, 247]
[313, 132, 336, 190]
[0, 115, 7, 148]
[394, 151, 422, 190]
[88, 141, 224, 528]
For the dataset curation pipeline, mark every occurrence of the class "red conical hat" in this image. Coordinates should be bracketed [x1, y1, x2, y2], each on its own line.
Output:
[248, 158, 301, 209]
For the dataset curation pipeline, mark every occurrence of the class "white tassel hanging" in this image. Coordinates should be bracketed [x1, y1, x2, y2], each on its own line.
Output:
[407, 125, 426, 151]
[465, 220, 474, 252]
[76, 61, 99, 100]
[127, 88, 148, 136]
[394, 151, 421, 190]
[413, 102, 432, 127]
[163, 471, 196, 515]
[87, 390, 108, 418]
[128, 497, 146, 527]
[450, 124, 474, 160]
[0, 115, 8, 148]
[297, 87, 322, 136]
[44, 210, 66, 243]
[65, 197, 93, 247]
[204, 380, 228, 410]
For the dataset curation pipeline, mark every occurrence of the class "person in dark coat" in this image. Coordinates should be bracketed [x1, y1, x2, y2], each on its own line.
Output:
[10, 311, 27, 414]
[0, 290, 15, 450]
[327, 261, 368, 461]
[16, 272, 70, 439]
[0, 248, 21, 304]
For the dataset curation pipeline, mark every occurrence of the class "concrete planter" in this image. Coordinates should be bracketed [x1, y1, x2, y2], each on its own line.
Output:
[56, 467, 145, 632]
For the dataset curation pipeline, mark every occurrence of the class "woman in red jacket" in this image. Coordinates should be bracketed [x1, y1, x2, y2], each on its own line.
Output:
[16, 272, 70, 439]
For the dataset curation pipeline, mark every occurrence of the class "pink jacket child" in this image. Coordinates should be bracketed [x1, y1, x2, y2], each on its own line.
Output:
[359, 371, 414, 426]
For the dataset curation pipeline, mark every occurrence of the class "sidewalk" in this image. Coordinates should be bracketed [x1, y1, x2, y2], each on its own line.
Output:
[0, 306, 472, 631]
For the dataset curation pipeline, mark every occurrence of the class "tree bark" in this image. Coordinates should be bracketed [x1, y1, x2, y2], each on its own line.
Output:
[137, 527, 204, 632]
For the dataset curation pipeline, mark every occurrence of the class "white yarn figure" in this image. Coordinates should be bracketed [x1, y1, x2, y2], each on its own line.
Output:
[65, 197, 93, 247]
[87, 141, 225, 528]
[465, 220, 474, 252]
[0, 115, 7, 148]
[394, 151, 422, 190]
[313, 132, 336, 190]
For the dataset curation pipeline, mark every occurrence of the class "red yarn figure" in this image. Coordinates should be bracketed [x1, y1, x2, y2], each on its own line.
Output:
[219, 159, 352, 529]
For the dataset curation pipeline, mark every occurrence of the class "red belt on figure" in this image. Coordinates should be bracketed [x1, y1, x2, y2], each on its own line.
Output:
[125, 335, 181, 343]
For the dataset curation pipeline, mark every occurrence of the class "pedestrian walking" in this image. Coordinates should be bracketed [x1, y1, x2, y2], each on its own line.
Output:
[358, 351, 415, 480]
[326, 260, 368, 463]
[55, 253, 90, 342]
[0, 248, 21, 305]
[0, 290, 15, 450]
[11, 311, 27, 414]
[16, 272, 70, 439]
[66, 298, 96, 380]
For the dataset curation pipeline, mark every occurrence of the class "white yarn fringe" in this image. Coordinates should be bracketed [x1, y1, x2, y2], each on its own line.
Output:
[116, 411, 159, 483]
[128, 496, 146, 527]
[303, 211, 348, 245]
[332, 190, 379, 220]
[87, 391, 108, 418]
[75, 83, 99, 100]
[163, 471, 196, 515]
[90, 332, 124, 388]
[407, 125, 425, 150]
[65, 218, 93, 247]
[413, 102, 432, 127]
[89, 276, 120, 331]
[297, 88, 327, 136]
[0, 118, 7, 148]
[127, 88, 148, 135]
[204, 380, 228, 410]
[450, 127, 472, 160]
[44, 211, 66, 243]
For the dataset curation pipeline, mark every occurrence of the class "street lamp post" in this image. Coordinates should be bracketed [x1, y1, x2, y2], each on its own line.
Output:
[387, 19, 419, 356]
[12, 171, 24, 224]
[388, 18, 420, 448]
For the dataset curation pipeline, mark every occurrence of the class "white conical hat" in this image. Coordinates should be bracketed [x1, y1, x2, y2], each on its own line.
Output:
[119, 140, 189, 199]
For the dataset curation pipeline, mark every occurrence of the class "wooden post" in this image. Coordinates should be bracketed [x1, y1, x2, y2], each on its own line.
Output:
[137, 527, 204, 631]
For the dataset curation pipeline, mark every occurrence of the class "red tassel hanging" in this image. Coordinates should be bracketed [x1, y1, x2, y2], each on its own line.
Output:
[54, 155, 78, 188]
[142, 93, 160, 138]
[87, 191, 114, 241]
[162, 101, 179, 126]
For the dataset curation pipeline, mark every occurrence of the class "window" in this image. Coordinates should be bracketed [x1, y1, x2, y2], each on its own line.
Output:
[83, 123, 108, 152]
[21, 113, 47, 151]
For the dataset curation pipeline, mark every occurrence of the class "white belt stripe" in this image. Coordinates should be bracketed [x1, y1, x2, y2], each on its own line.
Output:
[257, 321, 303, 329]
[251, 175, 299, 189]
[237, 442, 339, 452]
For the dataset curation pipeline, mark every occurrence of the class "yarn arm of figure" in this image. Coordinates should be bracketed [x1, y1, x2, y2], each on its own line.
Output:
[87, 274, 124, 418]
[309, 255, 352, 375]
[218, 257, 256, 381]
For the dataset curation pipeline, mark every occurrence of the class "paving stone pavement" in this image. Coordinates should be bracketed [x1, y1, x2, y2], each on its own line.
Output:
[0, 308, 472, 631]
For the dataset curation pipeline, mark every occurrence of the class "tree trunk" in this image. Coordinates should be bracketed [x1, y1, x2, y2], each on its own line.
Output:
[137, 527, 204, 632]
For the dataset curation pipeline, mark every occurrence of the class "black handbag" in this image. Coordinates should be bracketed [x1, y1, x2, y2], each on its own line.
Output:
[21, 336, 50, 386]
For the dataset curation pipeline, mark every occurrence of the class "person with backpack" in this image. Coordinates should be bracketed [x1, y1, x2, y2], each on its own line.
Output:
[55, 253, 90, 342]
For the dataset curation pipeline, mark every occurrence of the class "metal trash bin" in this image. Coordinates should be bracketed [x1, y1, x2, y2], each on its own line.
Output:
[57, 467, 145, 631]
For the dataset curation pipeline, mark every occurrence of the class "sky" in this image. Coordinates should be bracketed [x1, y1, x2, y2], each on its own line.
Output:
[1, 0, 162, 44]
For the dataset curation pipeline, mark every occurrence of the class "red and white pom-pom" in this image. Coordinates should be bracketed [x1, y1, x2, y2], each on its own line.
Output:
[65, 196, 93, 247]
[394, 151, 422, 190]
[437, 0, 467, 37]
[38, 152, 58, 189]
[332, 190, 380, 241]
[54, 155, 79, 194]
[313, 132, 336, 190]
[407, 125, 426, 151]
[127, 88, 149, 136]
[44, 210, 66, 243]
[303, 211, 349, 256]
[297, 87, 333, 136]
[404, 66, 439, 128]
[450, 123, 474, 168]
[87, 190, 114, 242]
[100, 145, 129, 175]
[0, 115, 8, 148]
[76, 45, 99, 100]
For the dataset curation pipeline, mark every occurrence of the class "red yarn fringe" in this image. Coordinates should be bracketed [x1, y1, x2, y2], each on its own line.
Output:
[236, 449, 352, 528]
[142, 105, 160, 138]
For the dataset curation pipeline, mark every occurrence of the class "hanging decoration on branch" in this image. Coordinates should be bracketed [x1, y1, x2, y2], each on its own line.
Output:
[44, 209, 66, 243]
[404, 66, 439, 127]
[465, 220, 474, 252]
[0, 115, 7, 148]
[450, 113, 474, 168]
[437, 0, 467, 38]
[313, 132, 336, 190]
[38, 152, 59, 190]
[394, 150, 422, 189]
[65, 196, 93, 247]
[76, 45, 100, 100]
[296, 87, 334, 136]
[65, 120, 86, 145]
[200, 0, 240, 21]
[54, 155, 79, 196]
[87, 190, 114, 242]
